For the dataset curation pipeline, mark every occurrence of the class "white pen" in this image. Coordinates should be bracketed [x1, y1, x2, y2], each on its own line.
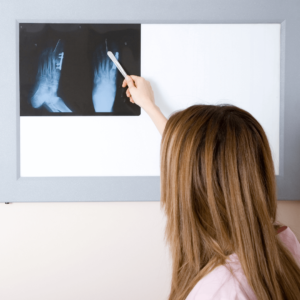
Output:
[107, 51, 128, 78]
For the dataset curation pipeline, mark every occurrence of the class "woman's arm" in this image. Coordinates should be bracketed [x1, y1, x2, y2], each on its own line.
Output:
[122, 75, 168, 135]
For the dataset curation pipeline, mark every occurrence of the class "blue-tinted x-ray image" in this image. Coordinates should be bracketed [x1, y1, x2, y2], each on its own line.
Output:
[31, 39, 72, 112]
[92, 39, 119, 112]
[19, 23, 141, 116]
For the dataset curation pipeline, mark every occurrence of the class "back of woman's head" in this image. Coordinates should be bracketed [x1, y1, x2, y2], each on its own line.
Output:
[160, 104, 300, 300]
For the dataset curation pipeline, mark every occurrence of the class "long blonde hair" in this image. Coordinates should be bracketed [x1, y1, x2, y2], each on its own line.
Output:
[160, 104, 300, 300]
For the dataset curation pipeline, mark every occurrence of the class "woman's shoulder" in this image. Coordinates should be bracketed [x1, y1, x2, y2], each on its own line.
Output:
[277, 226, 300, 264]
[185, 255, 256, 300]
[186, 227, 300, 300]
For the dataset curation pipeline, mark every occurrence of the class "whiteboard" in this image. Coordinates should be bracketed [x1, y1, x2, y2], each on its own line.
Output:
[20, 24, 280, 176]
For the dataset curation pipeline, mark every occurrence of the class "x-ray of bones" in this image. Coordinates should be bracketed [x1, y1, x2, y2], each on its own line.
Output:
[92, 39, 119, 112]
[31, 40, 71, 112]
[31, 39, 119, 113]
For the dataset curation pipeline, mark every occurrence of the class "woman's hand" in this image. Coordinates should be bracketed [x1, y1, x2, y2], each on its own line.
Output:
[122, 75, 156, 113]
[122, 75, 168, 135]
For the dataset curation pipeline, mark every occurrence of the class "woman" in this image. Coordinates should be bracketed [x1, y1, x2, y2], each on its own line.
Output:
[122, 75, 300, 300]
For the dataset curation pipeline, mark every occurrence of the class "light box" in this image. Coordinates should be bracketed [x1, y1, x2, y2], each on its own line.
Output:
[20, 24, 280, 177]
[1, 0, 299, 201]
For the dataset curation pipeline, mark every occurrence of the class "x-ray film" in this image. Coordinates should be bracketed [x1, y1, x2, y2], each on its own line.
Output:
[19, 23, 141, 116]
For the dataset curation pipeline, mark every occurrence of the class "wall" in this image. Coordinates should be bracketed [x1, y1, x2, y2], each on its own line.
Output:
[0, 202, 171, 300]
[277, 201, 300, 238]
[0, 201, 299, 300]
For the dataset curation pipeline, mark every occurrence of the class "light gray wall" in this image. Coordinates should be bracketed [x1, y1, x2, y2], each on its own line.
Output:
[1, 0, 300, 202]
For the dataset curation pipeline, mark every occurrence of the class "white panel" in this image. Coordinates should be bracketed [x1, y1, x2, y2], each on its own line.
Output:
[20, 115, 161, 176]
[21, 24, 280, 176]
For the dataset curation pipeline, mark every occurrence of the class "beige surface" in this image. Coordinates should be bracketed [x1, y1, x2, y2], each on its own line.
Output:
[0, 201, 298, 300]
[0, 202, 172, 300]
[277, 201, 300, 240]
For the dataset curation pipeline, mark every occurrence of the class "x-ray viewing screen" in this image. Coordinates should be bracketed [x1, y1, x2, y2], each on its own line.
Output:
[19, 23, 141, 116]
[20, 24, 280, 177]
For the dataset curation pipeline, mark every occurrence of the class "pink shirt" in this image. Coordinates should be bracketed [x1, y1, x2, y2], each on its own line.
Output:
[186, 227, 300, 300]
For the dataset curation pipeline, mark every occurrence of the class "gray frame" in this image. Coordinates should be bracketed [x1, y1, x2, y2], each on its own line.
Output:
[1, 0, 299, 202]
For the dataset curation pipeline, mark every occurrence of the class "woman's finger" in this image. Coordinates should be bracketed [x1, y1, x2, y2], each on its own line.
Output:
[122, 79, 127, 88]
[126, 89, 131, 97]
[130, 75, 140, 82]
[125, 75, 136, 89]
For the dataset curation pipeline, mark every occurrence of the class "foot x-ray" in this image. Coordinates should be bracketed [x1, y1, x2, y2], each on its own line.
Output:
[19, 23, 141, 116]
